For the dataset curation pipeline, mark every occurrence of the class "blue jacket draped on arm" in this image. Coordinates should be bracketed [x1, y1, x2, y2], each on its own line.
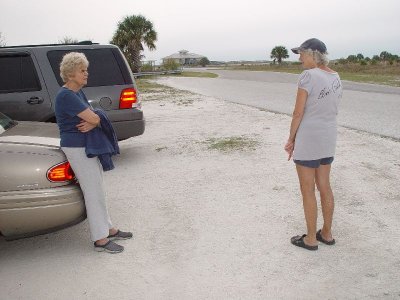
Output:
[85, 109, 120, 171]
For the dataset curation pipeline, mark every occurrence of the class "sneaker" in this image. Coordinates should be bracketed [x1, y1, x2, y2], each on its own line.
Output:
[107, 229, 133, 241]
[94, 240, 124, 253]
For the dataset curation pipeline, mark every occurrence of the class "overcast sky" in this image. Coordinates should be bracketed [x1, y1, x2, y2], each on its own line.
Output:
[1, 0, 399, 63]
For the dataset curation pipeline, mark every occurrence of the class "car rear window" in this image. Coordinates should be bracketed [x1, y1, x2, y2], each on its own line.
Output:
[0, 53, 41, 93]
[47, 48, 133, 87]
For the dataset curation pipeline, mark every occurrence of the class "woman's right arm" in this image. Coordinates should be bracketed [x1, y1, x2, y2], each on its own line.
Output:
[285, 88, 308, 160]
[289, 88, 307, 141]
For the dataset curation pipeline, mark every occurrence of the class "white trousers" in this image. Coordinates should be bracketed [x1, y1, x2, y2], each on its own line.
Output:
[62, 147, 113, 241]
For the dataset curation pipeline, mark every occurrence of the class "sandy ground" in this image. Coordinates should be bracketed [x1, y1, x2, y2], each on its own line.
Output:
[0, 83, 399, 300]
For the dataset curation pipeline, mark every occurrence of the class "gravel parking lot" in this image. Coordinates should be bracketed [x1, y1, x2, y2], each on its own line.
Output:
[1, 82, 399, 299]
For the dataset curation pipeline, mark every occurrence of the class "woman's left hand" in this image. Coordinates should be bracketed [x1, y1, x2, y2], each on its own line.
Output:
[76, 120, 97, 132]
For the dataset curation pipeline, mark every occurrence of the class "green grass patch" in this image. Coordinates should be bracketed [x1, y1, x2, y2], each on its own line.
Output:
[339, 73, 400, 86]
[178, 71, 218, 78]
[136, 79, 167, 93]
[224, 63, 400, 86]
[206, 136, 259, 152]
[228, 64, 303, 74]
[137, 79, 195, 102]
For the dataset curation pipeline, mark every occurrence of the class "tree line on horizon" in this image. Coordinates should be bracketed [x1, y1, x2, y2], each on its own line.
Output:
[339, 51, 399, 65]
[269, 45, 399, 65]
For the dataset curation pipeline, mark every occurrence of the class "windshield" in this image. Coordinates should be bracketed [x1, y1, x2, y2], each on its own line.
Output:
[0, 112, 17, 134]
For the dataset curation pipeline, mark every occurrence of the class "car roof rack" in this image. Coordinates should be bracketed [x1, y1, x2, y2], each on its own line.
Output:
[0, 41, 99, 49]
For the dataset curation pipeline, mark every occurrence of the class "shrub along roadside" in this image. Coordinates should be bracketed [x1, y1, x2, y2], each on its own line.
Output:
[227, 63, 400, 87]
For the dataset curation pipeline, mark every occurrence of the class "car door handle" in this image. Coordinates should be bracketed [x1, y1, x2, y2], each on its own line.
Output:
[27, 97, 44, 104]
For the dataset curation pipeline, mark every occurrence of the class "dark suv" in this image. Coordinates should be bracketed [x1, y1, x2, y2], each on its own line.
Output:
[0, 42, 144, 140]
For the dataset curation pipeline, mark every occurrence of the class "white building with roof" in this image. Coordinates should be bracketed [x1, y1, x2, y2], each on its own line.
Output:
[162, 50, 205, 65]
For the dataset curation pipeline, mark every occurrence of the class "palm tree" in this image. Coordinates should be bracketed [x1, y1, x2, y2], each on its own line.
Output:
[111, 15, 157, 73]
[270, 46, 289, 64]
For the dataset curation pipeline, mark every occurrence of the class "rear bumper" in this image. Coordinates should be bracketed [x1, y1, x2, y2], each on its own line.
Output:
[113, 119, 145, 141]
[106, 108, 145, 140]
[0, 185, 85, 240]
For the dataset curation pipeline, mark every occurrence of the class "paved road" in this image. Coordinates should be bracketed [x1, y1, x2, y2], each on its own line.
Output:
[158, 69, 400, 140]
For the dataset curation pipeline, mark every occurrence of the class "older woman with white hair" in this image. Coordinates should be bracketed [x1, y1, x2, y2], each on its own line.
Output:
[284, 38, 343, 251]
[55, 52, 132, 253]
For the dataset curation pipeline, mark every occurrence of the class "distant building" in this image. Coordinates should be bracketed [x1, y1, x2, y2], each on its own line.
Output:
[162, 50, 205, 66]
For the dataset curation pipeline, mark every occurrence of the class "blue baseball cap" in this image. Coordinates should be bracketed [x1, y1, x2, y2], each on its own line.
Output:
[291, 38, 327, 54]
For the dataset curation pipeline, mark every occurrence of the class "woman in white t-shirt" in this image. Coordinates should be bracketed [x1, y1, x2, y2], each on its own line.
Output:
[284, 38, 343, 251]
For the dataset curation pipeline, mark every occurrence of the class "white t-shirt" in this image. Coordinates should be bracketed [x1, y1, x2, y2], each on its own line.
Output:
[293, 68, 343, 160]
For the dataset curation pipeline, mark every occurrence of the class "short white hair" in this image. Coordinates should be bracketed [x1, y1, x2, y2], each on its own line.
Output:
[60, 52, 89, 83]
[302, 49, 329, 66]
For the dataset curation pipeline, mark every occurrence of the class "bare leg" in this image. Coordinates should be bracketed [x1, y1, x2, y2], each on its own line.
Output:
[296, 164, 318, 246]
[316, 164, 334, 241]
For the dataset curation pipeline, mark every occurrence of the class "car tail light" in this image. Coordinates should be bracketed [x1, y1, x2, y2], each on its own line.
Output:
[119, 88, 137, 109]
[47, 161, 75, 182]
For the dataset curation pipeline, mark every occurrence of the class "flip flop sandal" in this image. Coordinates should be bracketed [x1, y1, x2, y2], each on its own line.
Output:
[94, 240, 124, 253]
[107, 229, 133, 241]
[316, 229, 335, 245]
[291, 234, 318, 251]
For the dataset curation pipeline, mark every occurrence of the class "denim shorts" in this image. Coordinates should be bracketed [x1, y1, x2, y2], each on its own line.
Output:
[294, 157, 334, 168]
